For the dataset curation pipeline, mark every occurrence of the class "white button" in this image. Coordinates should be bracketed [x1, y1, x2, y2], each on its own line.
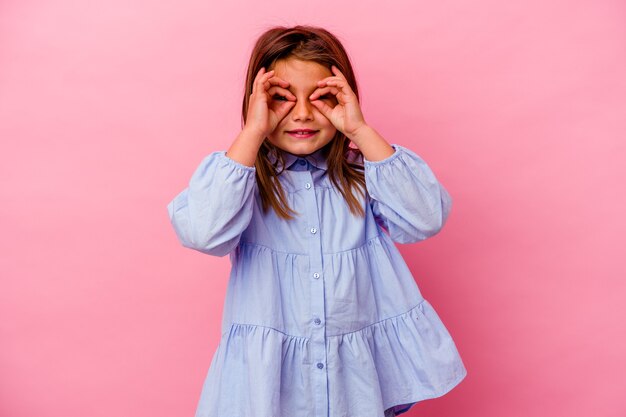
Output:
[313, 273, 320, 279]
[310, 228, 317, 234]
[305, 183, 311, 189]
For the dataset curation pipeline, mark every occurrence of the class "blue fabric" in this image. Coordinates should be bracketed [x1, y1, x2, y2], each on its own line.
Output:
[167, 143, 467, 417]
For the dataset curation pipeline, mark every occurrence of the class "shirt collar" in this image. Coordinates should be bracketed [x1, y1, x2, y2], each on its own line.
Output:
[269, 146, 329, 171]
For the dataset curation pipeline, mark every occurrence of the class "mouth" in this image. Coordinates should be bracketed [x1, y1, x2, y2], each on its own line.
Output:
[286, 129, 319, 138]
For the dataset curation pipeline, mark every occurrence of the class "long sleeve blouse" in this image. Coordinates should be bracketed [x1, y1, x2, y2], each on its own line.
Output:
[167, 143, 467, 417]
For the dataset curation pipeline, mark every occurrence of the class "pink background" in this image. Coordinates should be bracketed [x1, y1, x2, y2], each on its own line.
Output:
[2, 1, 625, 416]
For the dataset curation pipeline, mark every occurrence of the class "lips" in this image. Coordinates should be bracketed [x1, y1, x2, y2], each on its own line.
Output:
[287, 129, 318, 139]
[286, 129, 319, 134]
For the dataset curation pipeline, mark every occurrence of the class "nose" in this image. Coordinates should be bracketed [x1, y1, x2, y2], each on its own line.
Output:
[290, 96, 314, 121]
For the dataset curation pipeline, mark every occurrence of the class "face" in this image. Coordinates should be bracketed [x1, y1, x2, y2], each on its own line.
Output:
[266, 57, 338, 157]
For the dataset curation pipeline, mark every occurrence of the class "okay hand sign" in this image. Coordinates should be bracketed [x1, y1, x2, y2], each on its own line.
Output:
[309, 65, 367, 138]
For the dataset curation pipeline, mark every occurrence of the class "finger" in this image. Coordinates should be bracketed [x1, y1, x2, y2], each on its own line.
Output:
[271, 100, 296, 125]
[331, 65, 347, 79]
[316, 78, 351, 95]
[256, 68, 275, 86]
[309, 86, 340, 100]
[259, 70, 275, 88]
[259, 67, 274, 78]
[263, 76, 290, 91]
[324, 79, 347, 87]
[267, 85, 296, 101]
[310, 99, 334, 119]
[317, 65, 346, 83]
[252, 68, 274, 94]
[318, 79, 351, 95]
[275, 100, 296, 116]
[316, 76, 339, 85]
[328, 80, 355, 100]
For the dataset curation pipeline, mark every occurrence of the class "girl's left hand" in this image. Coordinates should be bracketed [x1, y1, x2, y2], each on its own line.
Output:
[309, 65, 367, 138]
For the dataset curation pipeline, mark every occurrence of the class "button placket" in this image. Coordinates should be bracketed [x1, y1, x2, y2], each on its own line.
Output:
[299, 169, 328, 415]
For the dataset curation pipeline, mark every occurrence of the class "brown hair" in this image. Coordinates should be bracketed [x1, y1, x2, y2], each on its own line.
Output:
[241, 25, 366, 220]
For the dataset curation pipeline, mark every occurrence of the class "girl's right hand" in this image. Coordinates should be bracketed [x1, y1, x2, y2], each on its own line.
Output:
[245, 67, 296, 138]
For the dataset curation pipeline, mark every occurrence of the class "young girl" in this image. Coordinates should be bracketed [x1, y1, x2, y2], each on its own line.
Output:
[167, 25, 467, 417]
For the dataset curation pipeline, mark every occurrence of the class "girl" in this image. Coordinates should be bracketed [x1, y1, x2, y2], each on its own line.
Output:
[167, 25, 467, 417]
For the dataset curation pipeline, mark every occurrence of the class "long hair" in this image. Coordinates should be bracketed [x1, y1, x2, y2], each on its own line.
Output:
[242, 25, 366, 220]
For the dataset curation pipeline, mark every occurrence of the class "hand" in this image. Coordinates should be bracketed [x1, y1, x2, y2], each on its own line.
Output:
[309, 65, 367, 138]
[245, 67, 296, 138]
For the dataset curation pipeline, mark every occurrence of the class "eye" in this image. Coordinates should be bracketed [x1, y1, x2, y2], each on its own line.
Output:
[318, 94, 333, 100]
[272, 94, 287, 101]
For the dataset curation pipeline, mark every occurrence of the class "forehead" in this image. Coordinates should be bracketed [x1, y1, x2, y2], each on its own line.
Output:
[269, 58, 332, 86]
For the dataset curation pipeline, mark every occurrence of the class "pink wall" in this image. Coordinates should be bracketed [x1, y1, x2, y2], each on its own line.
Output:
[2, 1, 625, 416]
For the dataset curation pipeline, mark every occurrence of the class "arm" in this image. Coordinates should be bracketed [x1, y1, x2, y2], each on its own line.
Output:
[168, 160, 260, 258]
[349, 125, 452, 244]
[167, 128, 265, 257]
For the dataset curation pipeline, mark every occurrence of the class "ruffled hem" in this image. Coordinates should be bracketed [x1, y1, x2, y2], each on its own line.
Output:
[194, 298, 467, 417]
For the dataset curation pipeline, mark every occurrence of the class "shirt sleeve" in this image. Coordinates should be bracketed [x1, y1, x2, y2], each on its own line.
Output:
[166, 151, 257, 257]
[364, 144, 452, 244]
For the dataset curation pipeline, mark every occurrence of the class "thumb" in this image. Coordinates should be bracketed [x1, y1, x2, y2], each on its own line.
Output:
[310, 99, 333, 119]
[276, 101, 296, 118]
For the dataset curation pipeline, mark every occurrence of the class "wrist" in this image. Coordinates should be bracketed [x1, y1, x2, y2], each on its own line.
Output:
[241, 126, 267, 143]
[345, 124, 395, 161]
[346, 123, 371, 144]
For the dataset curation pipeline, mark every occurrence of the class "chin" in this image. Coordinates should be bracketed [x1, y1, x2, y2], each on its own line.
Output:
[287, 142, 323, 154]
[269, 137, 332, 155]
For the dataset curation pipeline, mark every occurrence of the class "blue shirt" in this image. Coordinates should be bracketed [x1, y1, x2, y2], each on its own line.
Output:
[167, 143, 467, 417]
